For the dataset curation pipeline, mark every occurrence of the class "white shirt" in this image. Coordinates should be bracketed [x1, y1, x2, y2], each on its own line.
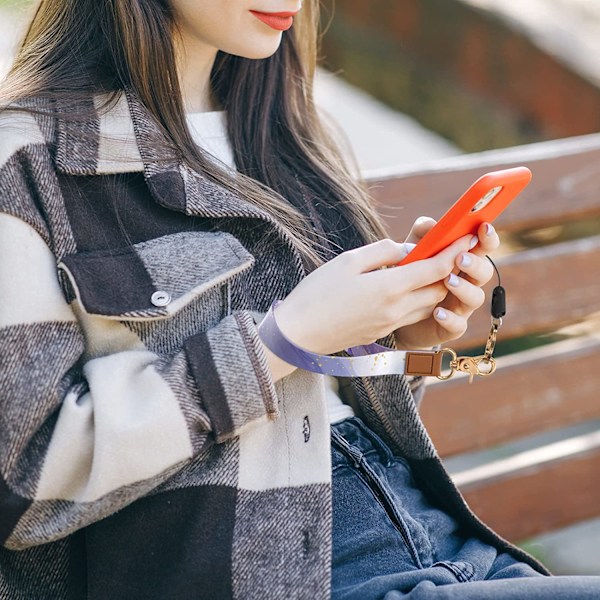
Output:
[186, 110, 355, 424]
[186, 111, 236, 172]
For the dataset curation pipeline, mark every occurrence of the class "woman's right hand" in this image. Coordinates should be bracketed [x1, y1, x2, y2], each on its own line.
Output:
[273, 234, 476, 356]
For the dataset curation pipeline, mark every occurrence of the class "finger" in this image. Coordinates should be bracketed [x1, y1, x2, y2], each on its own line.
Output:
[373, 281, 449, 332]
[454, 251, 494, 287]
[404, 216, 437, 245]
[364, 233, 476, 292]
[471, 222, 500, 255]
[433, 307, 468, 338]
[391, 302, 443, 330]
[390, 281, 449, 316]
[346, 238, 415, 273]
[443, 273, 486, 315]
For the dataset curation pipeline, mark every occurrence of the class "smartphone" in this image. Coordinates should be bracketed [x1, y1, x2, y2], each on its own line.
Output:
[397, 166, 532, 266]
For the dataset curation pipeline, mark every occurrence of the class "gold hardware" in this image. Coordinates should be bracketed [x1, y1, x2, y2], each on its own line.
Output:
[483, 318, 501, 361]
[437, 318, 499, 384]
[457, 355, 497, 384]
[436, 350, 497, 384]
[436, 348, 458, 380]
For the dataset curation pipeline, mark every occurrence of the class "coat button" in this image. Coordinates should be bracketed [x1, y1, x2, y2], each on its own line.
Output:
[151, 290, 171, 307]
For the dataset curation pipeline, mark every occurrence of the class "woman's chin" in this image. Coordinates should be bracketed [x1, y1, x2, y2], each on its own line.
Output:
[223, 36, 283, 60]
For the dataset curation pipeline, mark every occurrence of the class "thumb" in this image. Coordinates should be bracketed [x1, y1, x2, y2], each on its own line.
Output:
[405, 216, 437, 245]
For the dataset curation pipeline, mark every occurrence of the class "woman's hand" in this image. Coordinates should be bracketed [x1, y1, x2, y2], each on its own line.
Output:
[273, 230, 476, 357]
[393, 217, 500, 350]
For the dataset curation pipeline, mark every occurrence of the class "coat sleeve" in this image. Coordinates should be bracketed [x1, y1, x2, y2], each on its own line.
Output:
[0, 202, 279, 550]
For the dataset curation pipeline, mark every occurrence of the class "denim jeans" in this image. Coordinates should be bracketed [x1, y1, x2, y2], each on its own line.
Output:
[331, 417, 600, 599]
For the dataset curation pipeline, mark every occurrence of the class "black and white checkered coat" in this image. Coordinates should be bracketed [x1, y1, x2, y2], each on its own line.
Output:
[0, 91, 549, 599]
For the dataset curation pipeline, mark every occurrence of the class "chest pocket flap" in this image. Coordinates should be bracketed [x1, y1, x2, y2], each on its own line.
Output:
[57, 230, 255, 320]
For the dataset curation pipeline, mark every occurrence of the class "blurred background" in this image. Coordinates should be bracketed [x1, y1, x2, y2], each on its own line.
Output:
[2, 0, 599, 576]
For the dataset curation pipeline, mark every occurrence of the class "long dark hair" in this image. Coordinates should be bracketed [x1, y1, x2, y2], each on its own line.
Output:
[1, 0, 391, 270]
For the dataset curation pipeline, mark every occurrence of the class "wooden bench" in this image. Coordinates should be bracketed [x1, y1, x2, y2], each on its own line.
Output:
[364, 132, 600, 543]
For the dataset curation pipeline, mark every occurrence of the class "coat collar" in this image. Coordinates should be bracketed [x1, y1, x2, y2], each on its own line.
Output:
[53, 89, 303, 266]
[53, 90, 270, 222]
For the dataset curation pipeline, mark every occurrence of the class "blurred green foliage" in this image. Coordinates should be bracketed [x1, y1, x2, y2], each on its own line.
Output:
[0, 0, 34, 8]
[517, 540, 551, 567]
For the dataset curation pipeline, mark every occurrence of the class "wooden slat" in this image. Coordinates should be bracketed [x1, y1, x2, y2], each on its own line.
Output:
[420, 336, 600, 457]
[365, 134, 600, 240]
[451, 235, 600, 350]
[453, 431, 600, 541]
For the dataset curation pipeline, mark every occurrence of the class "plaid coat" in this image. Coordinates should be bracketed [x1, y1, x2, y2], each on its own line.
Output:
[0, 90, 549, 599]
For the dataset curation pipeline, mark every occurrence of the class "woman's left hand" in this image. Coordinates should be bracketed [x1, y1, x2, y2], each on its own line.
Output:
[393, 217, 500, 350]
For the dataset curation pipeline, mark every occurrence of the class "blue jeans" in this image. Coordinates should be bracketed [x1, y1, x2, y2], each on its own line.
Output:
[331, 417, 600, 599]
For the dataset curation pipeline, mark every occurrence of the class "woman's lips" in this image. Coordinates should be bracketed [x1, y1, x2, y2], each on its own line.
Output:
[249, 10, 297, 31]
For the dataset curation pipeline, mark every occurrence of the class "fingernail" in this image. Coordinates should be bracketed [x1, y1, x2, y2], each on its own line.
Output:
[485, 223, 495, 236]
[460, 253, 472, 268]
[435, 308, 447, 321]
[469, 235, 478, 249]
[447, 273, 460, 287]
[403, 242, 416, 254]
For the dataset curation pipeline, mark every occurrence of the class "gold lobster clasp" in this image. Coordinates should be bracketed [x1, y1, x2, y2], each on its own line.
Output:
[437, 349, 497, 384]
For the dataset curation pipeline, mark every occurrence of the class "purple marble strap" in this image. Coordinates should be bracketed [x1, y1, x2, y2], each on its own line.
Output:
[257, 299, 433, 377]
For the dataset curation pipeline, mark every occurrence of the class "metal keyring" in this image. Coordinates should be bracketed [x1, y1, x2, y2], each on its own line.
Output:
[437, 347, 458, 380]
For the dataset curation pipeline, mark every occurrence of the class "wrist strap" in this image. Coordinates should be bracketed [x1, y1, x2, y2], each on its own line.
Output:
[257, 300, 444, 378]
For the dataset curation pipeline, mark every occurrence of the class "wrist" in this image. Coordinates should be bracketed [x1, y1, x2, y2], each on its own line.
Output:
[273, 300, 322, 354]
[260, 338, 298, 383]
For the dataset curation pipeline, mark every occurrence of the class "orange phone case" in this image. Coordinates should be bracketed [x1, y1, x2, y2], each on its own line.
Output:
[397, 167, 532, 266]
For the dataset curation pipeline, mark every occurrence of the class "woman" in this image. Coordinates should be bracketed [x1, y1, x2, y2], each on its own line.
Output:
[0, 1, 598, 598]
